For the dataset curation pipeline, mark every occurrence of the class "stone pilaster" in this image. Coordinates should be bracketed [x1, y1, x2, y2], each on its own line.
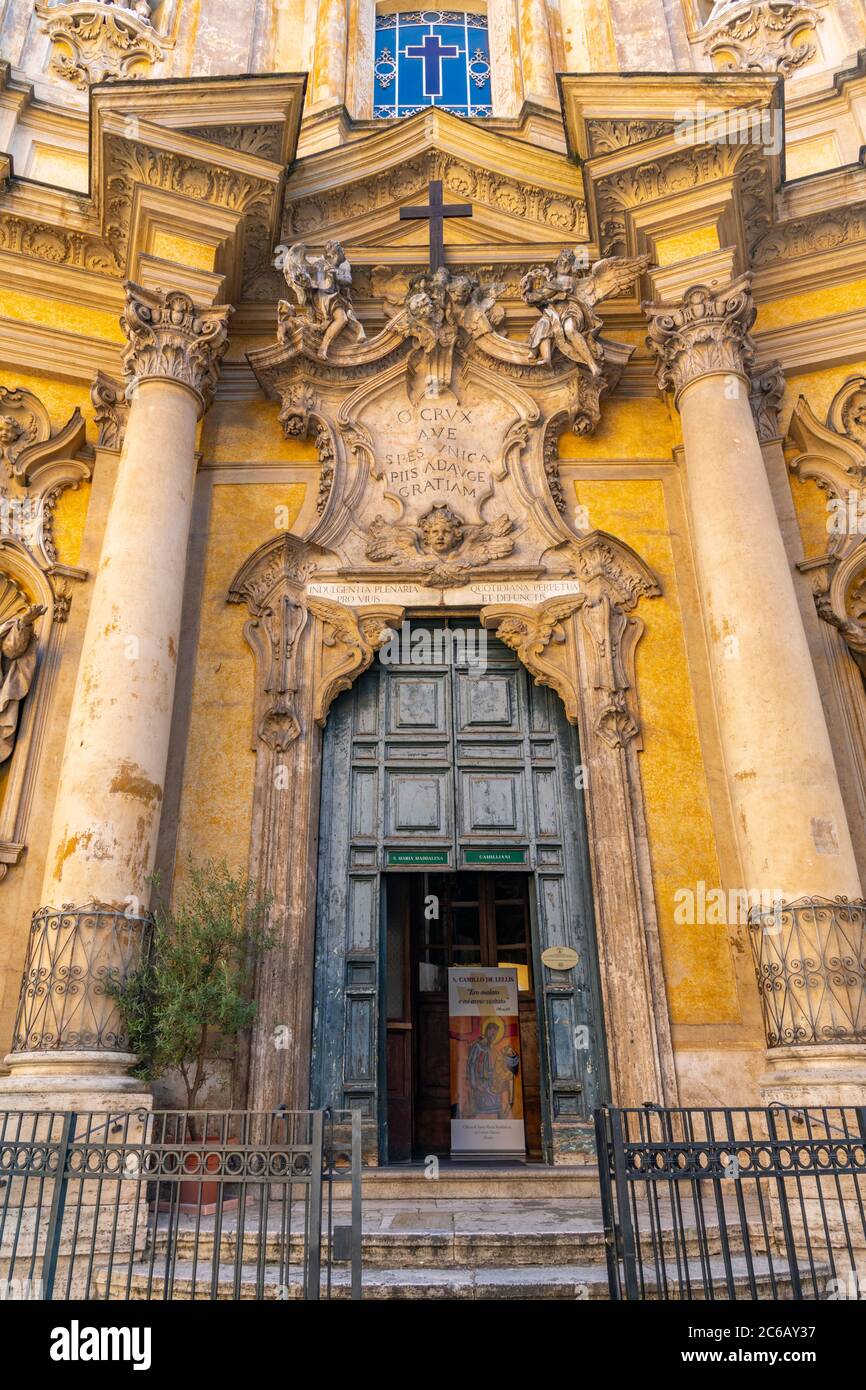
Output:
[0, 284, 231, 1106]
[645, 273, 866, 1104]
[310, 0, 348, 109]
[518, 0, 558, 105]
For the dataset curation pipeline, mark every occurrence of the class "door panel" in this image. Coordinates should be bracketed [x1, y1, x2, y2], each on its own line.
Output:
[313, 620, 607, 1165]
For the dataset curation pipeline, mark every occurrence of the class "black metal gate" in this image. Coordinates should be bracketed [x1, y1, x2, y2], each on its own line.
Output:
[596, 1104, 866, 1301]
[0, 1107, 362, 1300]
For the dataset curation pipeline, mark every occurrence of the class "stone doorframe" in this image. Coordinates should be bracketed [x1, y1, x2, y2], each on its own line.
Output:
[228, 526, 679, 1119]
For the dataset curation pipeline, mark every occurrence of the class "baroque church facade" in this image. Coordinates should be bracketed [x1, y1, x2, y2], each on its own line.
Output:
[0, 0, 865, 1166]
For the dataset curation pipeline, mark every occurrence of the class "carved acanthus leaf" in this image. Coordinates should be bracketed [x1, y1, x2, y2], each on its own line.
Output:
[120, 283, 232, 409]
[644, 275, 757, 399]
[228, 534, 314, 750]
[36, 2, 164, 89]
[750, 361, 786, 441]
[482, 597, 583, 722]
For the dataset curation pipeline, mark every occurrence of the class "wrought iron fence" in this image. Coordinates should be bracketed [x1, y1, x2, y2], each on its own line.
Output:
[0, 1107, 361, 1300]
[596, 1104, 866, 1301]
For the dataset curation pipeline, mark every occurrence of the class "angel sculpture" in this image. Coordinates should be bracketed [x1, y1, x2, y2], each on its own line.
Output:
[372, 265, 506, 346]
[365, 503, 515, 588]
[278, 239, 366, 360]
[520, 251, 652, 375]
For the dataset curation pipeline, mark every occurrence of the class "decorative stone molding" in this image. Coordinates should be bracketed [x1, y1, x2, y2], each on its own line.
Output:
[36, 2, 165, 90]
[308, 597, 404, 727]
[596, 141, 774, 261]
[750, 360, 786, 441]
[227, 532, 312, 751]
[120, 283, 232, 412]
[701, 2, 823, 77]
[752, 204, 866, 268]
[644, 275, 757, 400]
[90, 371, 129, 450]
[585, 119, 674, 156]
[748, 896, 866, 1047]
[281, 149, 588, 246]
[10, 904, 153, 1053]
[787, 381, 866, 674]
[573, 534, 662, 750]
[0, 381, 90, 884]
[483, 596, 585, 722]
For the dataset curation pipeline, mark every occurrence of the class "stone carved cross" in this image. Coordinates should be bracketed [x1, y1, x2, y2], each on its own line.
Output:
[399, 179, 472, 273]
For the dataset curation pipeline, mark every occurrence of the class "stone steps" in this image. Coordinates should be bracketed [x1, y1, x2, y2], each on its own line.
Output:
[98, 1255, 802, 1301]
[358, 1165, 600, 1201]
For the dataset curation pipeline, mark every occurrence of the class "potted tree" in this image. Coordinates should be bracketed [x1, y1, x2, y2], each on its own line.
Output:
[112, 857, 273, 1209]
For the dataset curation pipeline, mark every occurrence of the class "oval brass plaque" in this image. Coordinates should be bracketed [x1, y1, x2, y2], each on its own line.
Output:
[541, 946, 579, 971]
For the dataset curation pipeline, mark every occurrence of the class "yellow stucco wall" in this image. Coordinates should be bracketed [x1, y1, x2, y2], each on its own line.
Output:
[200, 401, 320, 464]
[171, 482, 307, 888]
[559, 396, 681, 463]
[572, 477, 739, 1025]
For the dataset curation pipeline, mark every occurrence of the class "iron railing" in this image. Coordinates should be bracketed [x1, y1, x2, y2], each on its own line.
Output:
[12, 906, 153, 1053]
[748, 896, 866, 1046]
[596, 1104, 866, 1301]
[0, 1107, 362, 1300]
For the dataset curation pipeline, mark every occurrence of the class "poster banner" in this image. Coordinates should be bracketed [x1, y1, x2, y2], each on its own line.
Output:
[448, 966, 526, 1161]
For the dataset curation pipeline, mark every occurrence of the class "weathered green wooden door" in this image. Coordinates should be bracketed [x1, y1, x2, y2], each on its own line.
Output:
[312, 619, 607, 1162]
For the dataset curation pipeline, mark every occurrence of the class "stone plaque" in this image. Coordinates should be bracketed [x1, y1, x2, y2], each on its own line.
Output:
[306, 578, 581, 608]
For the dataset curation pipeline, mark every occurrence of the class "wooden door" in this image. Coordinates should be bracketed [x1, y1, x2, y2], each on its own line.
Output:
[313, 619, 607, 1163]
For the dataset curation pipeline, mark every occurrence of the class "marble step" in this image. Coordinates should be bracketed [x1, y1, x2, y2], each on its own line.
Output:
[358, 1165, 600, 1200]
[97, 1255, 804, 1301]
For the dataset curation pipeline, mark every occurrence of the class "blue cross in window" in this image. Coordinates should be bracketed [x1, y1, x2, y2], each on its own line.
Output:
[404, 32, 460, 99]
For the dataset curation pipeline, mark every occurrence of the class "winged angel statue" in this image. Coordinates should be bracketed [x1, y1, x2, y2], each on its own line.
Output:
[520, 251, 652, 375]
[277, 240, 367, 359]
[365, 502, 515, 588]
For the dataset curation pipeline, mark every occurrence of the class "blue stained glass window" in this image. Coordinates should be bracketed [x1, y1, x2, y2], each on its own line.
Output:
[374, 11, 492, 120]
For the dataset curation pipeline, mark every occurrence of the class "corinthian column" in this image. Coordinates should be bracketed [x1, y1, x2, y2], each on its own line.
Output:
[1, 284, 231, 1103]
[645, 275, 866, 1105]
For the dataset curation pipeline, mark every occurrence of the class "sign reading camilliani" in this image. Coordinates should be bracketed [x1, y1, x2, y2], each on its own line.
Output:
[306, 578, 581, 607]
[448, 967, 526, 1162]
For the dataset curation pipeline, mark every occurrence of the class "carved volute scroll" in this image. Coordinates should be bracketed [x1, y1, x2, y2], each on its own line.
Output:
[787, 380, 866, 674]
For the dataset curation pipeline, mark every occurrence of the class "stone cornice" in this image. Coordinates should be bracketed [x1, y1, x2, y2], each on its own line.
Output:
[120, 282, 232, 411]
[0, 73, 306, 293]
[644, 274, 757, 399]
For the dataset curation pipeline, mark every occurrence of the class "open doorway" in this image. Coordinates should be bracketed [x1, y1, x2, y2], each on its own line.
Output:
[385, 870, 543, 1162]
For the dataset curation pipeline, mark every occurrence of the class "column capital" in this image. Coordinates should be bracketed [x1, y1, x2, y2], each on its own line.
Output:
[644, 274, 757, 403]
[120, 282, 233, 412]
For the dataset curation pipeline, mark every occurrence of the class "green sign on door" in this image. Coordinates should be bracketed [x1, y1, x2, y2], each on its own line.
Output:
[464, 848, 527, 865]
[387, 848, 451, 867]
